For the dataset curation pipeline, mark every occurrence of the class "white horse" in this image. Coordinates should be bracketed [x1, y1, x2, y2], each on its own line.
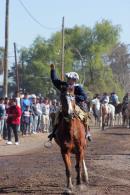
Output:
[91, 96, 116, 129]
[100, 103, 115, 130]
[107, 104, 115, 127]
[91, 98, 102, 127]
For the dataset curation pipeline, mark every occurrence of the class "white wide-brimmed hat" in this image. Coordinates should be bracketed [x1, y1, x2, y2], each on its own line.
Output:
[65, 72, 79, 81]
[31, 94, 36, 98]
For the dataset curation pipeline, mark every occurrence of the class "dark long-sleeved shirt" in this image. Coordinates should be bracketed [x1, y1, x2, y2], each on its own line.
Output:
[51, 69, 87, 103]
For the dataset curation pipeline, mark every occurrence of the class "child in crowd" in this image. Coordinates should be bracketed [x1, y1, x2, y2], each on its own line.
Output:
[21, 105, 32, 135]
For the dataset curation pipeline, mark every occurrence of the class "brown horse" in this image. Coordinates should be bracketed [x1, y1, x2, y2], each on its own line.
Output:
[54, 85, 88, 193]
[100, 103, 109, 130]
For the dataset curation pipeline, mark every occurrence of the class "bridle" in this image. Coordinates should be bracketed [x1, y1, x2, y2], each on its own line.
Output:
[60, 86, 76, 121]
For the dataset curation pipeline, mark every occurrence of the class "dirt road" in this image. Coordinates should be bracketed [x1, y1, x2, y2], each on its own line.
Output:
[0, 127, 130, 195]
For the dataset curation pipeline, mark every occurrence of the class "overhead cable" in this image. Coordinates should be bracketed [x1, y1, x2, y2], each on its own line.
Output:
[18, 0, 59, 30]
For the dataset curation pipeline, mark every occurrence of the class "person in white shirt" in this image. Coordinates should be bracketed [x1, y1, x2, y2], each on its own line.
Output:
[0, 98, 6, 140]
[31, 96, 42, 134]
[36, 97, 42, 132]
[15, 91, 21, 108]
[41, 98, 50, 132]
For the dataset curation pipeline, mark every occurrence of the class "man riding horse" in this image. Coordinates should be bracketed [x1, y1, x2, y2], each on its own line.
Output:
[48, 64, 92, 142]
[109, 92, 119, 107]
[121, 93, 130, 128]
[122, 93, 128, 109]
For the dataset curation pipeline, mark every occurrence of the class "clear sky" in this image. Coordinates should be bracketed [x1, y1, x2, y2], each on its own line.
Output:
[0, 0, 130, 56]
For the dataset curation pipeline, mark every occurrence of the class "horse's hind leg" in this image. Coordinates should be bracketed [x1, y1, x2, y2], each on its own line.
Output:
[61, 152, 73, 190]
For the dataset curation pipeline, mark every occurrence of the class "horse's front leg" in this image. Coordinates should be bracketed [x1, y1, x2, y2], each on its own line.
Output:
[94, 116, 97, 126]
[61, 151, 73, 190]
[122, 115, 125, 127]
[128, 116, 130, 128]
[120, 113, 123, 125]
[99, 116, 102, 128]
[82, 159, 89, 184]
[126, 117, 129, 128]
[102, 116, 105, 130]
[75, 150, 83, 185]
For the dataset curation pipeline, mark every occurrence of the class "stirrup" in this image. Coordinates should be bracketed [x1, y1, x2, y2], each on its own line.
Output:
[86, 133, 92, 142]
[87, 136, 92, 142]
[48, 133, 53, 140]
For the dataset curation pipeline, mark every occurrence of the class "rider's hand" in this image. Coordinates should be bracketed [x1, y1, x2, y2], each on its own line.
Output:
[50, 64, 55, 69]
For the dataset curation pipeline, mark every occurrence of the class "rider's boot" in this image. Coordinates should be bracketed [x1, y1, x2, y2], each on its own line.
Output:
[83, 114, 92, 142]
[48, 125, 58, 141]
[86, 131, 92, 142]
[85, 125, 92, 142]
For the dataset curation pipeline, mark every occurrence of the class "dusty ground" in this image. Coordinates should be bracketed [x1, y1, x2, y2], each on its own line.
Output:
[0, 126, 130, 195]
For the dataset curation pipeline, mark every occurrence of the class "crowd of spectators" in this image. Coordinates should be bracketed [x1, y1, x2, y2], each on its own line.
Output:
[0, 92, 60, 145]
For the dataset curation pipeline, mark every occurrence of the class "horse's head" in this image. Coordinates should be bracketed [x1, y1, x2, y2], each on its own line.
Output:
[101, 104, 108, 115]
[60, 85, 75, 117]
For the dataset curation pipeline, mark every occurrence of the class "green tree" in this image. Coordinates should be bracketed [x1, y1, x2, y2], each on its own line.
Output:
[10, 20, 124, 98]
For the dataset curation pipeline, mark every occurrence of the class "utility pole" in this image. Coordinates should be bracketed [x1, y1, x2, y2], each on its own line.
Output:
[21, 52, 24, 93]
[3, 0, 9, 97]
[14, 42, 19, 93]
[61, 16, 65, 81]
[0, 57, 3, 74]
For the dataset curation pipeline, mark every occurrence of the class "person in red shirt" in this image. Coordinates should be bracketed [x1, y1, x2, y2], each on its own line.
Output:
[6, 98, 22, 145]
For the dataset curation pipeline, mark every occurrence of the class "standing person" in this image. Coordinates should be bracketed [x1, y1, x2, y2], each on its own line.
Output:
[36, 97, 42, 132]
[6, 98, 22, 145]
[15, 91, 21, 108]
[41, 98, 50, 132]
[31, 96, 42, 134]
[3, 97, 9, 140]
[15, 91, 22, 133]
[21, 92, 31, 112]
[21, 105, 32, 135]
[21, 92, 31, 134]
[0, 98, 6, 140]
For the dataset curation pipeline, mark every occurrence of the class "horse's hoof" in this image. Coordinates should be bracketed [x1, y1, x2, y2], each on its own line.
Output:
[64, 188, 74, 195]
[76, 184, 87, 192]
[82, 174, 89, 184]
[83, 178, 89, 185]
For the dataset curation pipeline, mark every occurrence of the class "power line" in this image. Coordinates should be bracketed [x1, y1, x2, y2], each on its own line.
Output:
[18, 0, 59, 30]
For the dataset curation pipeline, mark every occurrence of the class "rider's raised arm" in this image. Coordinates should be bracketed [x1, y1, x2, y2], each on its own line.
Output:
[50, 64, 66, 91]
